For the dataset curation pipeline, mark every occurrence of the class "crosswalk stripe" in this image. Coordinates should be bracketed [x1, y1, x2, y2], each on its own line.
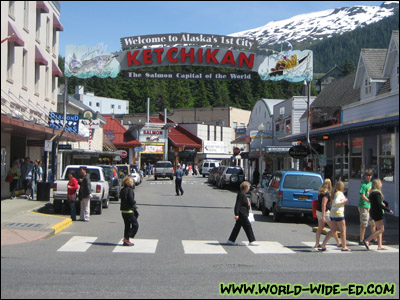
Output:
[182, 240, 227, 254]
[56, 236, 398, 254]
[57, 236, 97, 252]
[112, 239, 159, 253]
[243, 241, 296, 254]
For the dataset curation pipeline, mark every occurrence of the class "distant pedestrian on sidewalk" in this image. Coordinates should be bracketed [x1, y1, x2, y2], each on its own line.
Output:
[67, 171, 79, 221]
[175, 164, 184, 196]
[363, 179, 393, 251]
[7, 161, 20, 199]
[227, 181, 259, 246]
[319, 181, 352, 252]
[358, 169, 376, 245]
[314, 179, 341, 248]
[78, 167, 92, 222]
[120, 176, 139, 246]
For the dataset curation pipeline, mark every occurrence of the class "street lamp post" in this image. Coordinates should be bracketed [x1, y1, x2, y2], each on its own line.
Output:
[258, 123, 265, 174]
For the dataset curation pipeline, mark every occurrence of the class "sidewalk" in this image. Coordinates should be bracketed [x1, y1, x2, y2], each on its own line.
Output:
[1, 195, 72, 246]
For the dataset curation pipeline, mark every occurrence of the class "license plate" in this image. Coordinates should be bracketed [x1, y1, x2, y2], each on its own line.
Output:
[298, 196, 308, 200]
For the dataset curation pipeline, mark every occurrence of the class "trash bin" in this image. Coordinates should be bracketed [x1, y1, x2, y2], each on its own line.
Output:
[37, 182, 51, 201]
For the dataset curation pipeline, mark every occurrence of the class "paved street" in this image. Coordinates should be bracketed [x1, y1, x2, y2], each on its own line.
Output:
[1, 176, 399, 299]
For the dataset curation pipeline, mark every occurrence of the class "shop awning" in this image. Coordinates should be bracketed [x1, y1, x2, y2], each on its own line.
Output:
[36, 1, 49, 13]
[8, 22, 24, 46]
[53, 13, 64, 31]
[35, 45, 48, 66]
[279, 113, 399, 142]
[52, 60, 63, 77]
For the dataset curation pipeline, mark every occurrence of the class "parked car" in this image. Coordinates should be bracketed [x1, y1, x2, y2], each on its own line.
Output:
[217, 166, 245, 189]
[249, 175, 272, 210]
[207, 167, 219, 184]
[200, 160, 221, 177]
[53, 165, 110, 215]
[154, 161, 174, 180]
[214, 166, 228, 187]
[261, 170, 323, 222]
[115, 164, 141, 186]
[98, 165, 121, 201]
[131, 164, 143, 183]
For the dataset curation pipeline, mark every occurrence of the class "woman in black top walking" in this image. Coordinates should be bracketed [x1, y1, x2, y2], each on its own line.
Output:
[314, 179, 341, 248]
[363, 179, 393, 250]
[227, 181, 259, 246]
[120, 176, 139, 246]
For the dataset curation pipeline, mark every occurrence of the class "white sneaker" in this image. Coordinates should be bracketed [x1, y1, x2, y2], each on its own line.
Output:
[226, 240, 238, 246]
[249, 242, 260, 246]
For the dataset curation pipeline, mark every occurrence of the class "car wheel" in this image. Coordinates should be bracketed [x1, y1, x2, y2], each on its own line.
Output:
[155, 176, 158, 180]
[103, 194, 109, 208]
[272, 205, 280, 222]
[261, 202, 270, 216]
[170, 176, 173, 180]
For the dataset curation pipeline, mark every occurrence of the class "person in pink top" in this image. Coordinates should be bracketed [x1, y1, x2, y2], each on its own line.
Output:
[67, 171, 79, 221]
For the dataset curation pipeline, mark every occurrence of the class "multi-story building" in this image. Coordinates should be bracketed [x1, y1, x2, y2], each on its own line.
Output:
[1, 1, 84, 198]
[73, 85, 129, 115]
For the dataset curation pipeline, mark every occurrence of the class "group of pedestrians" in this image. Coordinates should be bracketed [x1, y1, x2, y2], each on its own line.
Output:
[314, 169, 393, 252]
[66, 167, 92, 222]
[7, 157, 43, 200]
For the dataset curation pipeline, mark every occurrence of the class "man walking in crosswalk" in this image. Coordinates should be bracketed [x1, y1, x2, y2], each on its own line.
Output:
[175, 164, 184, 196]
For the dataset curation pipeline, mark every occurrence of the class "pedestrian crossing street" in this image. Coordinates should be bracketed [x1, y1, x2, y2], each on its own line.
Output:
[57, 236, 399, 254]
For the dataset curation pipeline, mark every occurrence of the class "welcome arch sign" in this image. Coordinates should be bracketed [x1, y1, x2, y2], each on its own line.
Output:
[64, 33, 313, 82]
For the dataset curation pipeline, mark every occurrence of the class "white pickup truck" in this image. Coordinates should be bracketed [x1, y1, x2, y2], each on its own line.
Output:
[53, 165, 110, 215]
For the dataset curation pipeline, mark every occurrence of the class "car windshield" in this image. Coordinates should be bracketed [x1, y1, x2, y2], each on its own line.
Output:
[64, 168, 101, 182]
[283, 175, 322, 190]
[156, 162, 172, 168]
[117, 166, 129, 175]
[101, 167, 113, 178]
[226, 168, 243, 175]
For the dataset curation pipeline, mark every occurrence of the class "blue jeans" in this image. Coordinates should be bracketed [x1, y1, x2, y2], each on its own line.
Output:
[69, 201, 77, 221]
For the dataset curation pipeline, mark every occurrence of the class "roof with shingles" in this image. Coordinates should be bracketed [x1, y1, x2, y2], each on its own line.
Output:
[103, 115, 141, 147]
[360, 49, 387, 79]
[312, 73, 360, 108]
[149, 115, 202, 148]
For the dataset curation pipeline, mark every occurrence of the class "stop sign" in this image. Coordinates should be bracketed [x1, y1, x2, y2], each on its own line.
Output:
[120, 150, 127, 158]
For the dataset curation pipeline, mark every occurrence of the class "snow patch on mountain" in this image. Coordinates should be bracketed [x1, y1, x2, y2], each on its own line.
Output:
[230, 1, 398, 47]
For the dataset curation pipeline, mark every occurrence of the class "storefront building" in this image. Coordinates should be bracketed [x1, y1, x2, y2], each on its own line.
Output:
[281, 31, 399, 216]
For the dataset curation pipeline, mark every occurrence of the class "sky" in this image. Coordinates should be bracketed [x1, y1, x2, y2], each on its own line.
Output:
[59, 1, 385, 56]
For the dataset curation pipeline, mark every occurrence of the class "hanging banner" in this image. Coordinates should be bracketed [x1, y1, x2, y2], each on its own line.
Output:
[66, 33, 313, 82]
[65, 43, 120, 78]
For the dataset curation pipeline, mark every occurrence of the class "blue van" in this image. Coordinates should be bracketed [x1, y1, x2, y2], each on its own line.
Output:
[261, 171, 323, 222]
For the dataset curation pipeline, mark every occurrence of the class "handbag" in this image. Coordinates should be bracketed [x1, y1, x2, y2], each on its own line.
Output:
[248, 207, 255, 223]
[67, 194, 76, 203]
[5, 173, 14, 183]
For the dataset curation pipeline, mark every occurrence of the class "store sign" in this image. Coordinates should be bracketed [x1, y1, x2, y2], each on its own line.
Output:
[289, 145, 308, 159]
[139, 128, 166, 143]
[142, 144, 164, 153]
[48, 112, 79, 134]
[204, 141, 226, 153]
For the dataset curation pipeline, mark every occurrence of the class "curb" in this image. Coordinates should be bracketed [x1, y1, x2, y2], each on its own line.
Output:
[30, 210, 72, 236]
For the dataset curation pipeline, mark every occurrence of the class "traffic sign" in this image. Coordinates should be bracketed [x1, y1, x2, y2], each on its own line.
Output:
[120, 150, 127, 158]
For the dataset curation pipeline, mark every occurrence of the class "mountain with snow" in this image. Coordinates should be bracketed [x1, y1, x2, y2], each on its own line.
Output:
[230, 1, 398, 48]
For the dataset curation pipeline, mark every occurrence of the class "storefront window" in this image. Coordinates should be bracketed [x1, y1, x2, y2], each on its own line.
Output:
[334, 140, 349, 185]
[350, 137, 363, 179]
[380, 134, 395, 182]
